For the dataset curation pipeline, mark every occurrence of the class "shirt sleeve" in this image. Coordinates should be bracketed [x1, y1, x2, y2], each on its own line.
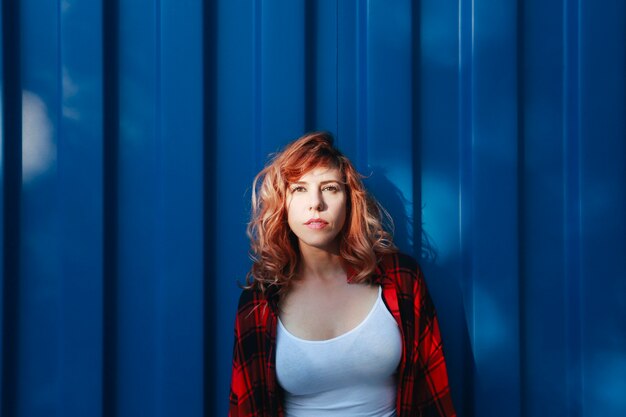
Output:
[229, 291, 260, 417]
[229, 289, 272, 417]
[413, 269, 457, 417]
[229, 305, 243, 417]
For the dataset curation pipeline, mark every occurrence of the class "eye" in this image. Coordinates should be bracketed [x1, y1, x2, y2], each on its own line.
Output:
[290, 185, 306, 193]
[322, 184, 340, 192]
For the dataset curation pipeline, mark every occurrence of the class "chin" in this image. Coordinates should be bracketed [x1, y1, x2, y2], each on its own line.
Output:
[299, 238, 341, 253]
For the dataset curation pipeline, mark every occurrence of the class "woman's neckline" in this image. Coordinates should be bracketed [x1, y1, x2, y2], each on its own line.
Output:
[277, 286, 382, 344]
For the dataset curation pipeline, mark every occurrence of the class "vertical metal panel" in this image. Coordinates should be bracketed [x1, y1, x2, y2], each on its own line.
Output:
[158, 1, 204, 415]
[0, 2, 3, 412]
[0, 0, 5, 410]
[116, 0, 204, 416]
[116, 1, 160, 415]
[1, 0, 22, 415]
[213, 0, 258, 414]
[520, 1, 626, 417]
[13, 0, 106, 416]
[520, 0, 569, 415]
[19, 0, 60, 415]
[260, 0, 306, 148]
[579, 0, 626, 414]
[310, 0, 338, 132]
[365, 0, 414, 252]
[472, 0, 521, 415]
[58, 1, 104, 416]
[102, 1, 119, 415]
[563, 1, 583, 416]
[1, 1, 625, 417]
[336, 0, 361, 161]
[419, 0, 473, 414]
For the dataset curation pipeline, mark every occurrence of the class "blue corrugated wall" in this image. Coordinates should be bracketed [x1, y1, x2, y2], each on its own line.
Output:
[1, 1, 625, 416]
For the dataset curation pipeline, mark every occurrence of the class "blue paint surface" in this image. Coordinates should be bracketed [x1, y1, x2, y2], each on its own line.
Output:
[1, 1, 624, 416]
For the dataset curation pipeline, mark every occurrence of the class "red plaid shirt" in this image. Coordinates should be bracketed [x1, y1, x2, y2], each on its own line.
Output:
[229, 252, 457, 416]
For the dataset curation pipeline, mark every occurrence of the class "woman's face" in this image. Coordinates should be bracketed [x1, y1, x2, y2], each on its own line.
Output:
[285, 166, 347, 254]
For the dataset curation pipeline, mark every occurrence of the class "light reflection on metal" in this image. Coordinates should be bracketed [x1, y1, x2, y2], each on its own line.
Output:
[22, 91, 55, 184]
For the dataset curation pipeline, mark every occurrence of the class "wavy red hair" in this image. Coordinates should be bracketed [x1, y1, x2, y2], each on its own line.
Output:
[246, 131, 397, 294]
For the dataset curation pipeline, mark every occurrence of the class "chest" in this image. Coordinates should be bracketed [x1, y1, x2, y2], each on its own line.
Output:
[275, 293, 402, 414]
[278, 283, 380, 341]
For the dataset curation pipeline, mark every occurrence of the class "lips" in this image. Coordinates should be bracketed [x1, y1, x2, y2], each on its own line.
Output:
[305, 218, 328, 225]
[304, 219, 329, 229]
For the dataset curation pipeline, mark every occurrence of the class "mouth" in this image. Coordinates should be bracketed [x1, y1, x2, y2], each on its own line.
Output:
[305, 219, 329, 229]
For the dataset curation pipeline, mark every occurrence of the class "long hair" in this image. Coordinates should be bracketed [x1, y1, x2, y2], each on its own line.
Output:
[246, 132, 397, 295]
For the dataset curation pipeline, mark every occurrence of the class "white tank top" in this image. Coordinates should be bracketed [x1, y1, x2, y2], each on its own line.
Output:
[276, 286, 402, 417]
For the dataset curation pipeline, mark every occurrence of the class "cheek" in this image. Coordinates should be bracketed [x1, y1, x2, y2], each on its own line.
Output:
[337, 198, 348, 227]
[285, 206, 294, 228]
[285, 200, 299, 232]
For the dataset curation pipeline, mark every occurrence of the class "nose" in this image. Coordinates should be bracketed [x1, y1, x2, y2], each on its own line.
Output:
[309, 190, 323, 211]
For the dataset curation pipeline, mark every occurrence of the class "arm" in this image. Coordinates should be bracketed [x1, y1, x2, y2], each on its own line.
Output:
[229, 291, 258, 417]
[228, 289, 274, 417]
[229, 305, 244, 417]
[413, 269, 457, 417]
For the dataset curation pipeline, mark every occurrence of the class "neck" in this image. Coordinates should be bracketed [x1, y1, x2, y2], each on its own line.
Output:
[297, 244, 346, 282]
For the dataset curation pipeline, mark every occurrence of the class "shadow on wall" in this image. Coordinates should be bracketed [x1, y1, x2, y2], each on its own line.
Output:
[366, 167, 475, 417]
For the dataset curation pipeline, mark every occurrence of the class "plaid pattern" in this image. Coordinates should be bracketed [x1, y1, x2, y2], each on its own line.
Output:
[229, 252, 456, 417]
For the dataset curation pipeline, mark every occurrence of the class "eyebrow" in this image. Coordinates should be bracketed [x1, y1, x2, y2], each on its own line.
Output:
[290, 180, 341, 185]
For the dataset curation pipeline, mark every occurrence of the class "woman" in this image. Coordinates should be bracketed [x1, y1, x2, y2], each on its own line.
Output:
[229, 132, 456, 417]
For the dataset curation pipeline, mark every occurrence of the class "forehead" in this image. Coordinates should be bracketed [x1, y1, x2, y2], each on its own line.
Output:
[293, 166, 342, 183]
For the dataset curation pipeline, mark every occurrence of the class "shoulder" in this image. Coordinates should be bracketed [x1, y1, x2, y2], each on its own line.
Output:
[236, 286, 261, 308]
[378, 252, 426, 293]
[234, 286, 275, 326]
[236, 287, 266, 312]
[378, 251, 422, 278]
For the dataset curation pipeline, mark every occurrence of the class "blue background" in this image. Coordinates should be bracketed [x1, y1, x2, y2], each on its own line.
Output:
[1, 0, 625, 416]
